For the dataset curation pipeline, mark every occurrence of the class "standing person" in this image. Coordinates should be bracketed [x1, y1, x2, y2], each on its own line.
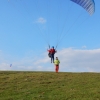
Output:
[47, 46, 56, 63]
[54, 57, 60, 73]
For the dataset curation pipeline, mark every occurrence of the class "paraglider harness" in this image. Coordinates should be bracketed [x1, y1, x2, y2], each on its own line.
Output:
[48, 53, 51, 58]
[48, 48, 56, 58]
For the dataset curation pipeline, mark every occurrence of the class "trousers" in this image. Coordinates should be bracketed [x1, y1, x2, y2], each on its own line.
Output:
[50, 54, 54, 63]
[55, 65, 59, 73]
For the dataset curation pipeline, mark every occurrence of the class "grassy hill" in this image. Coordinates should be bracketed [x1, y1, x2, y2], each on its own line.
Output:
[0, 71, 100, 100]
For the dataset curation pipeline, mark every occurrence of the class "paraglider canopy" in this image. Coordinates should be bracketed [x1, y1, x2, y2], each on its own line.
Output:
[70, 0, 95, 15]
[10, 64, 12, 67]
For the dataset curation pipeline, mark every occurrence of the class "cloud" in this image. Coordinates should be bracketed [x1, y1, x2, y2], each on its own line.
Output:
[0, 48, 100, 72]
[36, 17, 46, 24]
[55, 48, 100, 72]
[0, 63, 11, 70]
[82, 45, 87, 49]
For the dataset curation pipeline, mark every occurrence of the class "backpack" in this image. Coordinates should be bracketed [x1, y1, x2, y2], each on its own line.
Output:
[50, 49, 55, 54]
[48, 53, 51, 58]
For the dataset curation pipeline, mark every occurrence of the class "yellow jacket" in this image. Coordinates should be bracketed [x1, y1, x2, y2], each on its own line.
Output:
[54, 59, 60, 65]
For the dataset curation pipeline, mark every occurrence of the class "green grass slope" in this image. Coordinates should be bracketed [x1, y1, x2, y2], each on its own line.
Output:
[0, 71, 100, 100]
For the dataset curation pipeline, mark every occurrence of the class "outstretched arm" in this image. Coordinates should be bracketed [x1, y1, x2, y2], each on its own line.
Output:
[55, 50, 57, 53]
[47, 49, 50, 52]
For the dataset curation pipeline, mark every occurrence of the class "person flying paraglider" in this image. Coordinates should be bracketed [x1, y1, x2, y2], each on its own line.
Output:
[47, 46, 56, 63]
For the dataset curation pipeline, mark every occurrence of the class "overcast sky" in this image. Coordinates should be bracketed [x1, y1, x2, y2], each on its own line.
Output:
[0, 0, 100, 72]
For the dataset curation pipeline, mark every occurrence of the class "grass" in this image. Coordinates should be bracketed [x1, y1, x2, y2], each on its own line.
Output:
[0, 71, 100, 100]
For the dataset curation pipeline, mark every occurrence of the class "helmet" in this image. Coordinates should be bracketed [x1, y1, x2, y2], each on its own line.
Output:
[52, 46, 54, 48]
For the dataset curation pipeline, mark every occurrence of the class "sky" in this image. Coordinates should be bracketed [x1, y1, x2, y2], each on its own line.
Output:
[0, 0, 100, 72]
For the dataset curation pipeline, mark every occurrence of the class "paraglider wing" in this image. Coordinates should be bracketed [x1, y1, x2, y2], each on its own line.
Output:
[10, 64, 12, 67]
[70, 0, 95, 15]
